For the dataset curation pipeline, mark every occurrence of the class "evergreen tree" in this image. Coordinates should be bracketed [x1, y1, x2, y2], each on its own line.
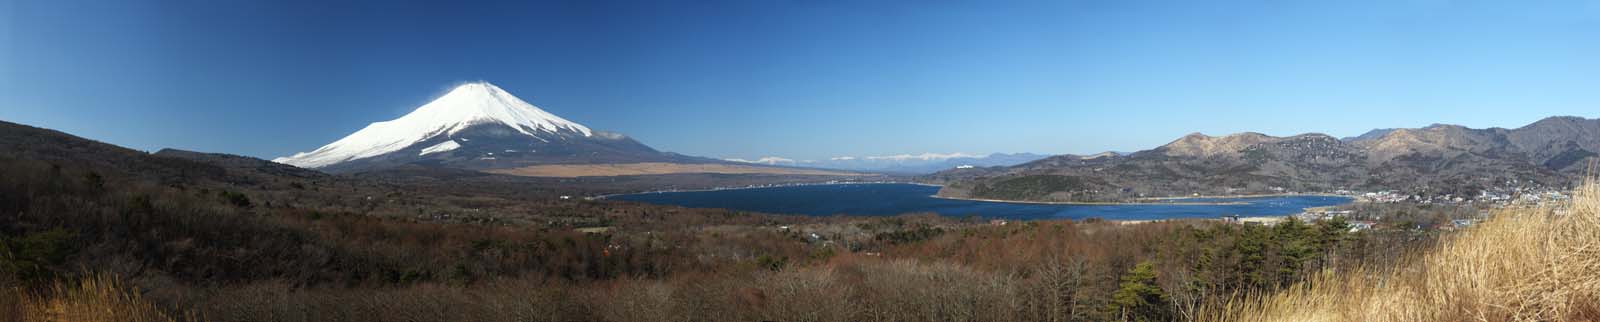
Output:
[1315, 217, 1352, 267]
[1229, 226, 1268, 290]
[1273, 218, 1315, 287]
[1108, 261, 1171, 322]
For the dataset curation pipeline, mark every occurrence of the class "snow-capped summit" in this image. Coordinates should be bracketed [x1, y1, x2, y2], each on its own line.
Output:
[275, 82, 682, 172]
[408, 81, 593, 138]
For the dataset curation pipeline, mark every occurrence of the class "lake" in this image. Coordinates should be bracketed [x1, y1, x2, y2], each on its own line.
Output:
[611, 183, 1352, 221]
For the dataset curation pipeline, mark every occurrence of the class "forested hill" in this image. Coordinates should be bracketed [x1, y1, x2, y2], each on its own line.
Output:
[930, 116, 1599, 202]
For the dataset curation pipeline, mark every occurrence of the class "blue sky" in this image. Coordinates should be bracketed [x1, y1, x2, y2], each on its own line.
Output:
[3, 0, 1599, 161]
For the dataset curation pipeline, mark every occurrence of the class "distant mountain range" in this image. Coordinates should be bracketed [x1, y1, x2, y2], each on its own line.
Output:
[930, 116, 1599, 202]
[725, 152, 1051, 174]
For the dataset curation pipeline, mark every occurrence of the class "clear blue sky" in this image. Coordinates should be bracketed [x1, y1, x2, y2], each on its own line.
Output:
[3, 0, 1599, 161]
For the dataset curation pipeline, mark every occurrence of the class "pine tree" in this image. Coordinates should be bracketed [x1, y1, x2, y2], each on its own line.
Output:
[1108, 261, 1171, 322]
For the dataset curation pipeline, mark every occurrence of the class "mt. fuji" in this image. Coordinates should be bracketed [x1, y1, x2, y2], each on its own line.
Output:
[275, 82, 703, 173]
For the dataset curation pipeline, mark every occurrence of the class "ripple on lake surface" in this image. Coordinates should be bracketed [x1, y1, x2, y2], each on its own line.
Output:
[611, 183, 1353, 220]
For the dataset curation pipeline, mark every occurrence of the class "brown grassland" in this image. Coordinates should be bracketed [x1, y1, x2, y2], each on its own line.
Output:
[1202, 182, 1600, 322]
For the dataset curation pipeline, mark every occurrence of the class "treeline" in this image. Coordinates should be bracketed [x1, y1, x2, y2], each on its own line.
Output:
[162, 218, 1373, 322]
[881, 217, 1383, 321]
[0, 154, 916, 320]
[1, 152, 1429, 322]
[966, 174, 1107, 201]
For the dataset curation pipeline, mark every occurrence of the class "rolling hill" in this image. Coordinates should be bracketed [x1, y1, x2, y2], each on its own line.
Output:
[931, 116, 1598, 202]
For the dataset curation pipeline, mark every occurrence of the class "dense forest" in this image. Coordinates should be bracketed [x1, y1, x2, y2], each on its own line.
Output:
[1, 151, 1426, 321]
[2, 121, 1587, 321]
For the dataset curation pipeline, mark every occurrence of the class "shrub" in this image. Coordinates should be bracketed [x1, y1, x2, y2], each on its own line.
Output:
[0, 229, 76, 283]
[872, 226, 943, 245]
[218, 190, 252, 208]
[756, 255, 788, 271]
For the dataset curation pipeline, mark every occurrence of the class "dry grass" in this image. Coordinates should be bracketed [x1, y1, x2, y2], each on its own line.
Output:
[486, 162, 866, 177]
[152, 258, 1032, 322]
[15, 274, 180, 322]
[1205, 182, 1600, 322]
[184, 279, 589, 322]
[2, 285, 21, 322]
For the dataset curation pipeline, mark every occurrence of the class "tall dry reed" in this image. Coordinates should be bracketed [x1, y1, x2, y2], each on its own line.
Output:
[17, 274, 178, 322]
[1206, 182, 1600, 321]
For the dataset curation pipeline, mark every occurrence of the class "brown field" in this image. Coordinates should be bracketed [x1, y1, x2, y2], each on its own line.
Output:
[485, 162, 867, 177]
[1205, 182, 1600, 322]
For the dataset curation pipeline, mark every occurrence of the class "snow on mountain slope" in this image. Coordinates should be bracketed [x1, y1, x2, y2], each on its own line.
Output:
[418, 140, 461, 156]
[723, 156, 796, 165]
[274, 82, 592, 168]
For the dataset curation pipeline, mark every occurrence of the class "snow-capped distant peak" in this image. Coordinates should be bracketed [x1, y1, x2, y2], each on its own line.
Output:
[862, 152, 981, 161]
[736, 153, 983, 165]
[725, 156, 797, 165]
[274, 82, 593, 168]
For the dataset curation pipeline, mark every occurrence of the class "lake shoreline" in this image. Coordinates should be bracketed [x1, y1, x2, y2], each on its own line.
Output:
[1136, 192, 1350, 201]
[927, 194, 1252, 206]
[610, 183, 1355, 221]
[594, 181, 940, 200]
[609, 182, 1349, 207]
[931, 190, 1354, 206]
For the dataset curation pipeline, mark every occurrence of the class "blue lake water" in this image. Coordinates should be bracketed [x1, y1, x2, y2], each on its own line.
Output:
[611, 183, 1353, 221]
